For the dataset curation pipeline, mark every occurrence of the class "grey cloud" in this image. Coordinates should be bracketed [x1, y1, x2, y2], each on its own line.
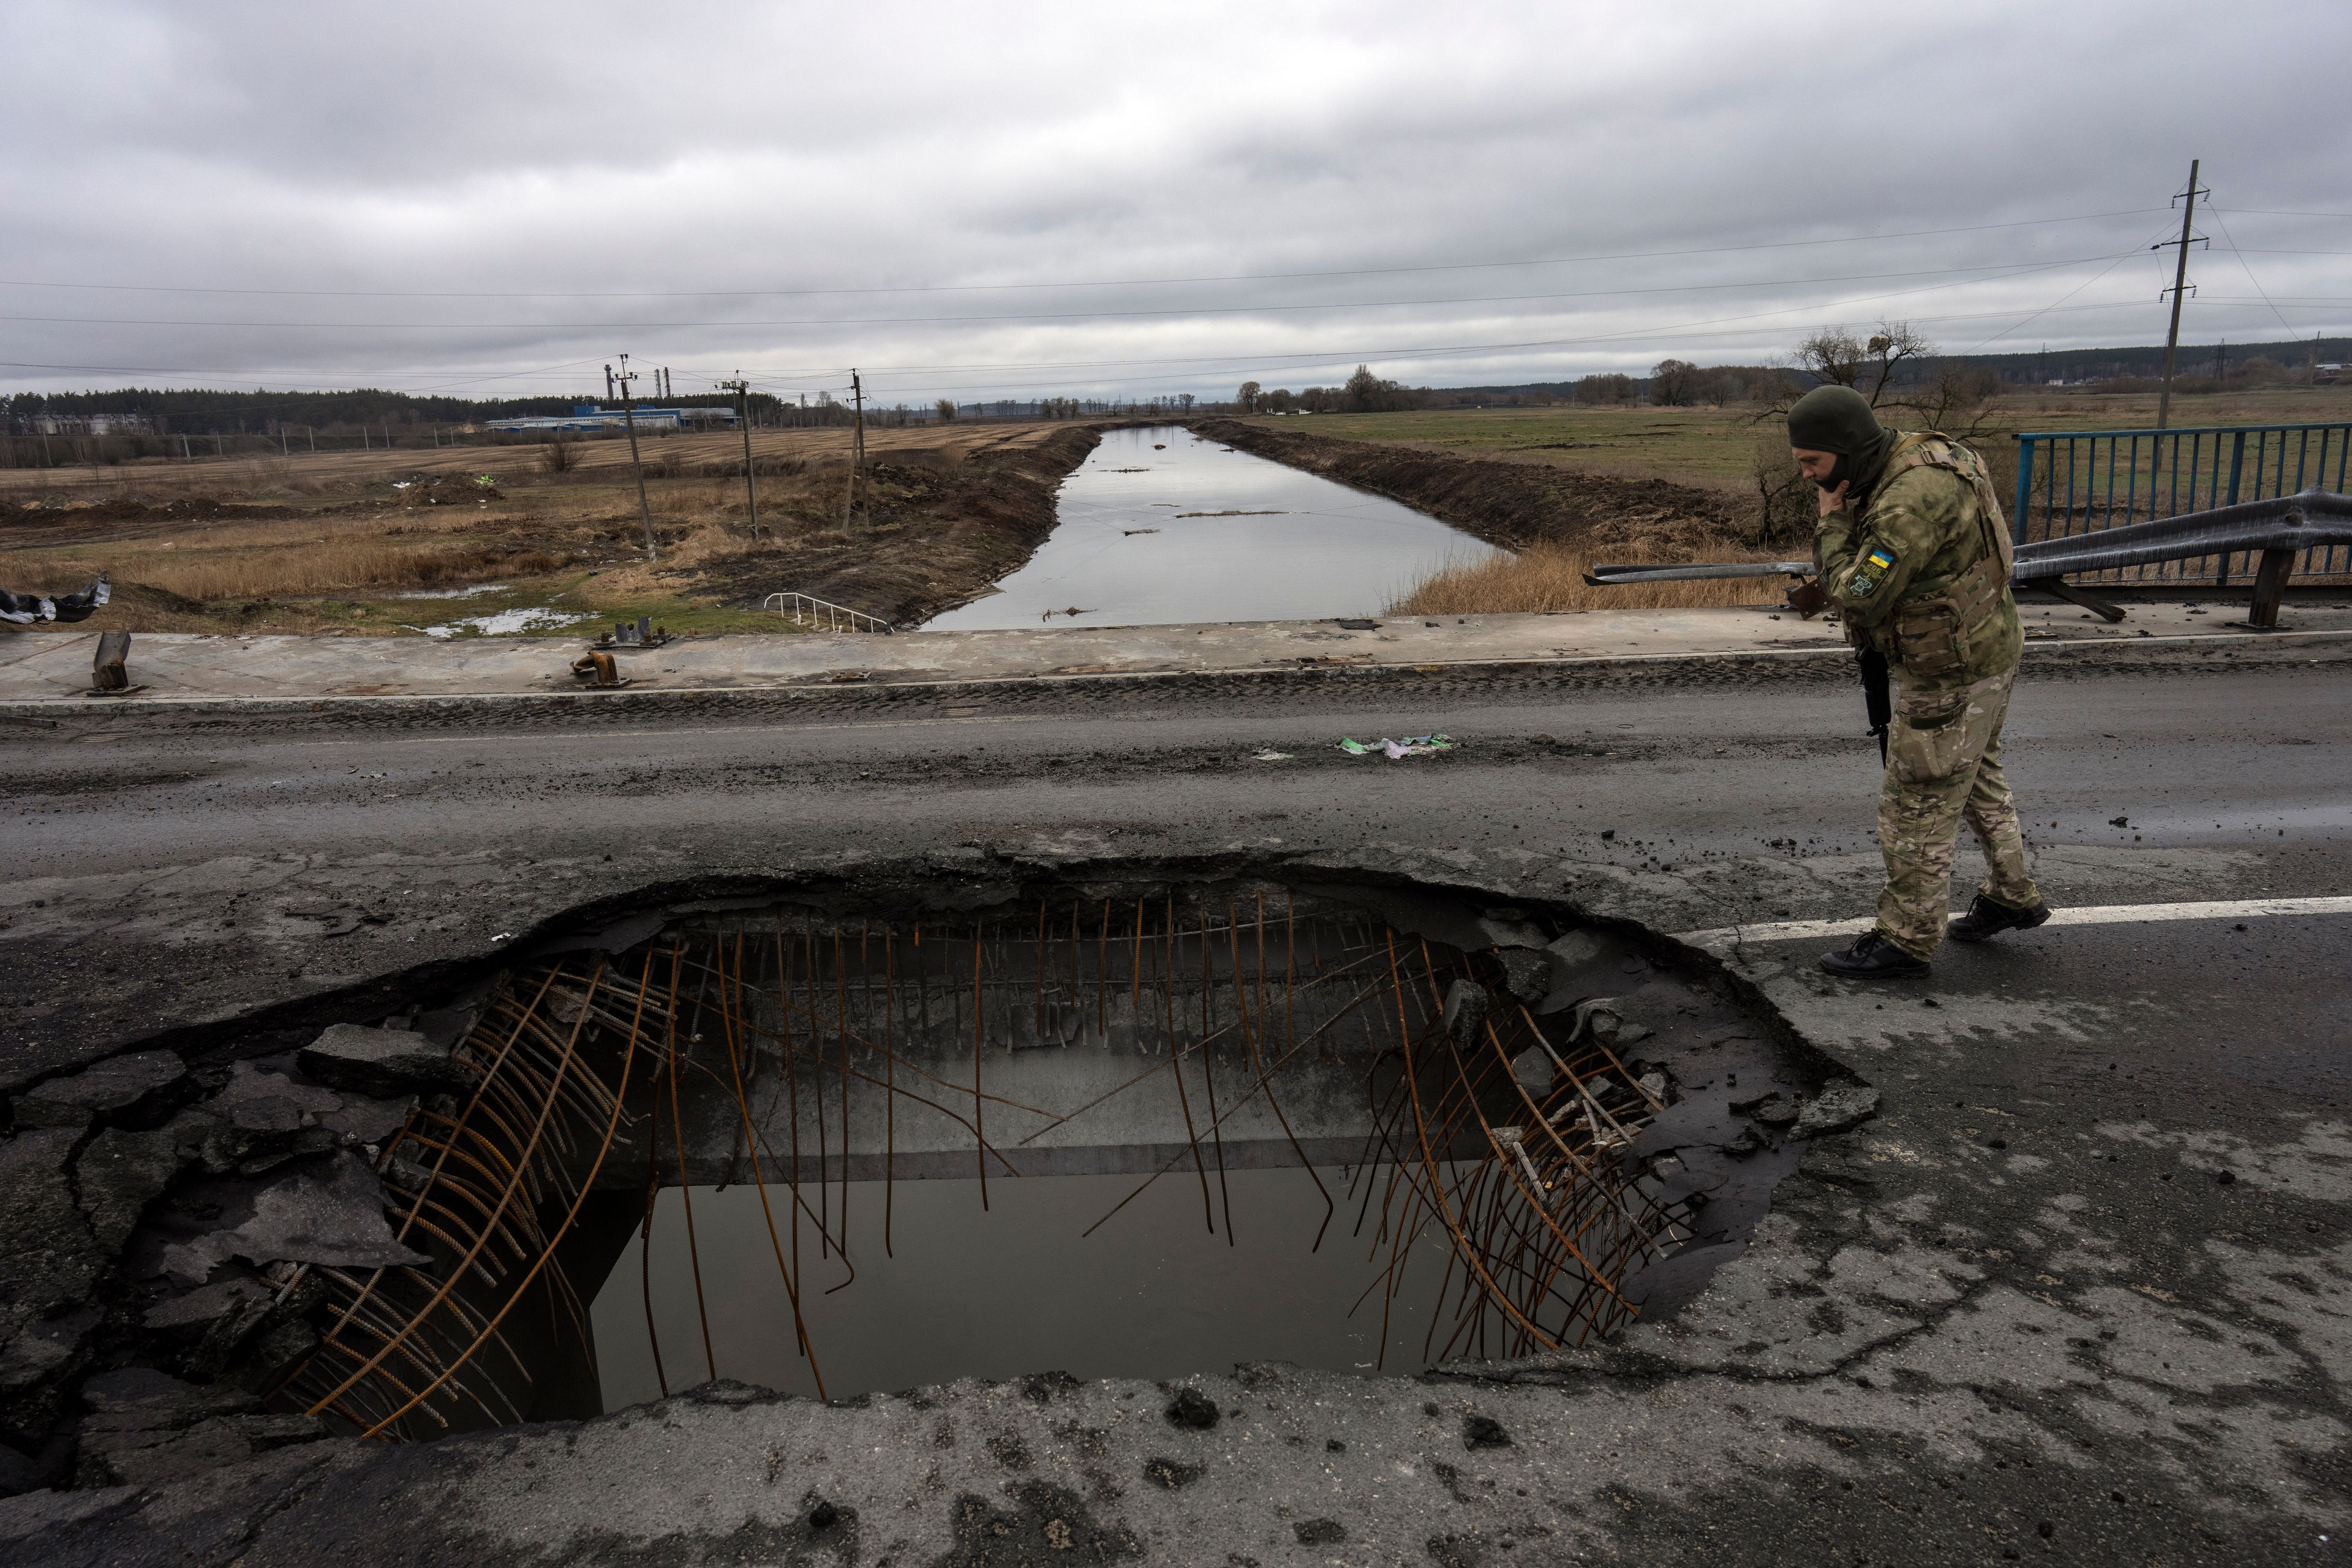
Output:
[3, 0, 2346, 403]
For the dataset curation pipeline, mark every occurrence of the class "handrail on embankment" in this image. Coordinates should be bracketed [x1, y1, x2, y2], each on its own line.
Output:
[763, 592, 894, 634]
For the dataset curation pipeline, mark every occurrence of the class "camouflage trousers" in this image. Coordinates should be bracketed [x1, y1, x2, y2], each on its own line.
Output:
[1875, 666, 2041, 958]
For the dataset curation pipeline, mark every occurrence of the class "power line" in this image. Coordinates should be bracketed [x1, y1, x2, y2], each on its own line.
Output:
[2204, 206, 2299, 337]
[0, 256, 2152, 335]
[0, 208, 2171, 301]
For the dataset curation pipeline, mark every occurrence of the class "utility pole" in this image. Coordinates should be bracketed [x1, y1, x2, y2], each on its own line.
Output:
[2153, 157, 2207, 439]
[612, 356, 658, 561]
[718, 375, 758, 536]
[840, 369, 866, 529]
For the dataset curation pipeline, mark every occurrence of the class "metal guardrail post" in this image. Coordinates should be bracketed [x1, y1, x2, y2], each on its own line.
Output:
[2219, 432, 2247, 586]
[2011, 435, 2035, 549]
[2249, 548, 2296, 628]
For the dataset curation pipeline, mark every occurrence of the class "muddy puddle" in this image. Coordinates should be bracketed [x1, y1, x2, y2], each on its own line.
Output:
[590, 1166, 1457, 1408]
[922, 425, 1501, 629]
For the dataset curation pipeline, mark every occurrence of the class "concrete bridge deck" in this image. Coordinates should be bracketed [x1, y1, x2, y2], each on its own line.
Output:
[2, 616, 2347, 1564]
[6, 597, 2341, 710]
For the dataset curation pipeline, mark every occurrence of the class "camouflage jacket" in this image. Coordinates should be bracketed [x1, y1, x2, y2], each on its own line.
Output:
[1816, 431, 2022, 692]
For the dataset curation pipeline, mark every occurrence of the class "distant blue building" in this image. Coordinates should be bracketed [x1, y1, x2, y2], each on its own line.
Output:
[485, 404, 735, 434]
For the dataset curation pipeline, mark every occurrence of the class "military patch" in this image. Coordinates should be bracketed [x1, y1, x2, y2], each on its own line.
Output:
[1850, 572, 1880, 596]
[1864, 547, 1895, 571]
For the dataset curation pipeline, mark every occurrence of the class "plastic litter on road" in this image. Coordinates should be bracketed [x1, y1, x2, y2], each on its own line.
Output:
[1339, 734, 1457, 760]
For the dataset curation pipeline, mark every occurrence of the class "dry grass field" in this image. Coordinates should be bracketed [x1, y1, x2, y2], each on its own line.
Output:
[1290, 385, 2352, 491]
[1329, 384, 2352, 611]
[7, 383, 2345, 636]
[1390, 543, 1793, 616]
[0, 423, 1089, 638]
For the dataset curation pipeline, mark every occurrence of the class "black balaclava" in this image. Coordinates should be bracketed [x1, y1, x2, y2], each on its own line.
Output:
[1787, 385, 1896, 497]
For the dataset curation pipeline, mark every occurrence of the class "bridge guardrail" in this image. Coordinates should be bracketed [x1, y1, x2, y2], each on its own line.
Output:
[2013, 420, 2352, 585]
[1588, 488, 2350, 628]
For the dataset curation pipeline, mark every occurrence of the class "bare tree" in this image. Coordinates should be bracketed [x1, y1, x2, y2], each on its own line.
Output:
[1795, 320, 1933, 406]
[1235, 380, 1260, 413]
[935, 399, 957, 423]
[1649, 358, 1703, 407]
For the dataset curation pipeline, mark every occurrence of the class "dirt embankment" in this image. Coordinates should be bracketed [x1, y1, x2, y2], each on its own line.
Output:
[1188, 417, 1752, 556]
[0, 424, 1104, 635]
[704, 424, 1102, 625]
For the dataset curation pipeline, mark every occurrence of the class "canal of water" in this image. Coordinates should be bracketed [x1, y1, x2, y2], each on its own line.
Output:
[922, 424, 1502, 630]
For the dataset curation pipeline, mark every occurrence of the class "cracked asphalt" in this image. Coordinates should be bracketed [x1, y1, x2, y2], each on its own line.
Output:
[1, 634, 2347, 1564]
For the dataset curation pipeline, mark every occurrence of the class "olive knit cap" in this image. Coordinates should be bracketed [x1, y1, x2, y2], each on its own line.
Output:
[1787, 384, 1896, 495]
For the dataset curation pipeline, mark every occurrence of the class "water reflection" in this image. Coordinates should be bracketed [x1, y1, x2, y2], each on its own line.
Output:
[921, 424, 1502, 629]
[589, 1166, 1457, 1408]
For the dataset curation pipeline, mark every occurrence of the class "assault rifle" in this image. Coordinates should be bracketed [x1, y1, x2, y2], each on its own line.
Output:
[1578, 560, 1953, 766]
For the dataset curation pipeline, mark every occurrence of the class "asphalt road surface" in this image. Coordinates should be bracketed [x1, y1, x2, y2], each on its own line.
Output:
[4, 636, 2349, 1564]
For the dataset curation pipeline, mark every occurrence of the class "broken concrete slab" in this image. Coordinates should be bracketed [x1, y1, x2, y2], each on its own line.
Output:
[295, 1023, 472, 1098]
[154, 1152, 427, 1283]
[74, 1367, 328, 1489]
[1790, 1079, 1882, 1140]
[11, 1050, 186, 1129]
[72, 1126, 182, 1253]
[316, 1089, 415, 1146]
[0, 1130, 106, 1403]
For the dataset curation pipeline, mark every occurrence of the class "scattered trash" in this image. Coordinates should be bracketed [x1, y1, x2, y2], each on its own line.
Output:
[422, 607, 592, 639]
[2108, 815, 2130, 827]
[1253, 749, 1293, 761]
[1, 575, 109, 625]
[1340, 734, 1456, 760]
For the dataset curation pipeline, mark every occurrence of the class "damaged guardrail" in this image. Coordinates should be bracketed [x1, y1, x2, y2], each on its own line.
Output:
[1586, 488, 2351, 630]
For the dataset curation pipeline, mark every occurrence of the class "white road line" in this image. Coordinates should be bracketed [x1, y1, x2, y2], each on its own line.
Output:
[1679, 894, 2352, 946]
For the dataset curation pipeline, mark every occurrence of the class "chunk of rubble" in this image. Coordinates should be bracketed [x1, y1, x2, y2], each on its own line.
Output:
[296, 1023, 473, 1098]
[1441, 979, 1489, 1047]
[75, 1366, 328, 1488]
[1790, 1080, 1881, 1140]
[12, 1050, 186, 1129]
[156, 1150, 429, 1283]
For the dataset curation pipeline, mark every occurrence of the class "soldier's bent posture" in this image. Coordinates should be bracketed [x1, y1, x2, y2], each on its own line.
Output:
[1788, 385, 2052, 978]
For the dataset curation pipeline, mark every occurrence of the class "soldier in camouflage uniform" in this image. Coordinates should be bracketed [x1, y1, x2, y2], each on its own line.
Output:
[1787, 385, 2052, 978]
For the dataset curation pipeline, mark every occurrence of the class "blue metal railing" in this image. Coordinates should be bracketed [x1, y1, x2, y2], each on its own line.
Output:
[2012, 420, 2352, 583]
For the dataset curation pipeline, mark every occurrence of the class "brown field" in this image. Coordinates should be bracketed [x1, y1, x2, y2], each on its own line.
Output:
[0, 423, 1090, 638]
[7, 383, 2343, 637]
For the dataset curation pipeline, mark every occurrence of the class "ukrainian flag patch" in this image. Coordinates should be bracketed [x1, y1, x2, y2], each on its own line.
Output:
[1865, 548, 1894, 570]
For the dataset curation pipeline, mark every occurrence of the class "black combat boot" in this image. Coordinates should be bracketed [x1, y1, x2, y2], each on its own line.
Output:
[1818, 930, 1929, 979]
[1946, 892, 2052, 944]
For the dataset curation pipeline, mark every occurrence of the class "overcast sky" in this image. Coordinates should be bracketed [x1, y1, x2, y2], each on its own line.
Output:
[4, 0, 2346, 407]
